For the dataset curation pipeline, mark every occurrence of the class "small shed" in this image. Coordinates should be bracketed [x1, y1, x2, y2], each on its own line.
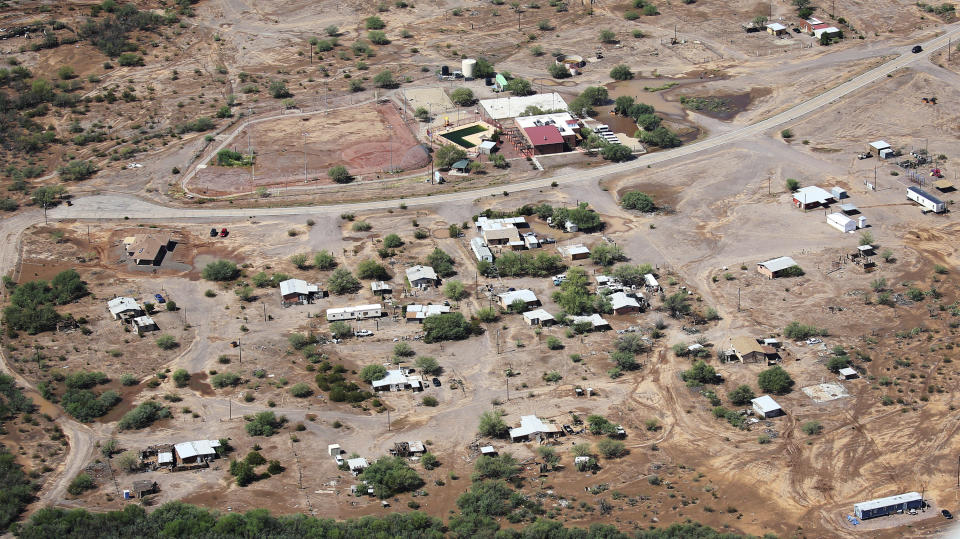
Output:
[347, 457, 368, 475]
[831, 186, 848, 200]
[480, 445, 498, 456]
[132, 315, 158, 334]
[867, 140, 890, 156]
[451, 159, 471, 173]
[839, 367, 858, 380]
[328, 444, 342, 457]
[827, 213, 856, 233]
[558, 244, 590, 260]
[757, 256, 800, 279]
[478, 140, 497, 155]
[132, 480, 158, 498]
[522, 309, 555, 326]
[406, 265, 439, 288]
[751, 395, 783, 418]
[766, 22, 787, 35]
[371, 281, 392, 296]
[498, 289, 539, 309]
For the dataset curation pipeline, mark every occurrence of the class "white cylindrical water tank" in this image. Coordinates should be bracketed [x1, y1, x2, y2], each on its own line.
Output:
[462, 58, 476, 79]
[858, 216, 867, 229]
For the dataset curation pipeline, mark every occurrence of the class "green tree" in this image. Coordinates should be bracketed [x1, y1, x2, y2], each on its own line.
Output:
[415, 356, 441, 375]
[156, 335, 178, 350]
[359, 457, 424, 498]
[328, 165, 352, 184]
[314, 250, 338, 270]
[444, 280, 466, 300]
[117, 401, 170, 430]
[506, 77, 532, 96]
[58, 160, 98, 182]
[289, 383, 313, 398]
[268, 80, 291, 98]
[435, 145, 467, 169]
[290, 253, 309, 269]
[621, 191, 656, 211]
[329, 321, 352, 339]
[548, 62, 571, 79]
[356, 259, 390, 280]
[365, 15, 386, 29]
[67, 473, 95, 496]
[423, 312, 471, 343]
[590, 243, 626, 266]
[537, 446, 560, 469]
[478, 409, 509, 438]
[639, 126, 682, 147]
[600, 143, 632, 162]
[758, 365, 794, 394]
[473, 453, 519, 480]
[728, 384, 755, 405]
[552, 267, 595, 315]
[682, 360, 717, 386]
[420, 452, 439, 470]
[610, 64, 633, 81]
[597, 438, 627, 459]
[600, 29, 617, 43]
[450, 87, 475, 106]
[426, 248, 456, 277]
[201, 260, 239, 281]
[373, 70, 397, 88]
[383, 234, 403, 248]
[611, 263, 653, 287]
[664, 291, 691, 318]
[171, 369, 190, 388]
[360, 364, 388, 383]
[327, 268, 360, 294]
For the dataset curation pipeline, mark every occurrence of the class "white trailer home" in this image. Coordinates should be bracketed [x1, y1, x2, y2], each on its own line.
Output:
[326, 304, 382, 321]
[907, 186, 945, 213]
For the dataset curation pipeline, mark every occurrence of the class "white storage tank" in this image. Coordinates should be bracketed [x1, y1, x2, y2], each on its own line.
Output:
[461, 58, 476, 79]
[858, 216, 867, 229]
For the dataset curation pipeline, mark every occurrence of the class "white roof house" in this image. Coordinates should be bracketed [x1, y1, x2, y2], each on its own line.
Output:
[758, 256, 799, 273]
[372, 369, 423, 392]
[476, 216, 526, 231]
[326, 304, 382, 321]
[570, 314, 610, 329]
[766, 22, 787, 32]
[371, 281, 392, 293]
[328, 444, 343, 457]
[794, 185, 835, 205]
[751, 395, 783, 418]
[174, 439, 221, 461]
[157, 451, 174, 465]
[406, 304, 451, 321]
[869, 140, 891, 151]
[347, 457, 368, 473]
[132, 315, 157, 332]
[827, 213, 856, 233]
[854, 492, 922, 516]
[814, 26, 841, 38]
[480, 445, 497, 455]
[406, 265, 438, 286]
[839, 367, 858, 379]
[279, 279, 319, 297]
[480, 92, 568, 119]
[107, 297, 140, 318]
[498, 289, 538, 307]
[558, 244, 590, 259]
[515, 112, 580, 138]
[509, 415, 561, 441]
[523, 309, 555, 325]
[610, 292, 641, 312]
[470, 237, 494, 263]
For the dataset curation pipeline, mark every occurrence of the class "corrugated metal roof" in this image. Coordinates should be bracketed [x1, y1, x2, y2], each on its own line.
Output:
[758, 256, 799, 273]
[751, 395, 781, 413]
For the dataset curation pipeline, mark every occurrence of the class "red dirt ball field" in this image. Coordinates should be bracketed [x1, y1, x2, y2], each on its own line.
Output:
[191, 103, 429, 195]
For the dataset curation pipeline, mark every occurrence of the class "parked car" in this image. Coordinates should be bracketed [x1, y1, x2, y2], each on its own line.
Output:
[154, 294, 165, 304]
[792, 27, 801, 33]
[432, 377, 441, 387]
[210, 228, 218, 237]
[220, 228, 229, 237]
[912, 45, 923, 53]
[354, 330, 373, 337]
[943, 509, 953, 519]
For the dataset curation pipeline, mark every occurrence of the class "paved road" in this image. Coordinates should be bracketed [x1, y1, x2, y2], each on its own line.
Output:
[50, 26, 960, 221]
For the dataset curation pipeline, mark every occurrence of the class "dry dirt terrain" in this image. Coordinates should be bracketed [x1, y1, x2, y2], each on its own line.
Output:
[3, 0, 960, 537]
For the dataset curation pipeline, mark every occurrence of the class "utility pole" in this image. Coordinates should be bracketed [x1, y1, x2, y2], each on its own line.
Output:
[263, 303, 267, 322]
[387, 408, 391, 431]
[238, 336, 242, 364]
[738, 287, 741, 311]
[229, 398, 232, 420]
[302, 132, 308, 182]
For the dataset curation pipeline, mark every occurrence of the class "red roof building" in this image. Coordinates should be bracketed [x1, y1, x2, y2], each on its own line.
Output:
[522, 125, 565, 155]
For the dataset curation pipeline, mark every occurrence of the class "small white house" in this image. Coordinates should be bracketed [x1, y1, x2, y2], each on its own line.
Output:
[569, 314, 610, 330]
[107, 297, 142, 321]
[132, 315, 158, 334]
[751, 395, 784, 418]
[405, 304, 451, 322]
[509, 415, 561, 442]
[609, 292, 642, 314]
[470, 237, 494, 263]
[498, 289, 539, 309]
[839, 367, 859, 380]
[406, 265, 439, 288]
[347, 457, 368, 475]
[326, 304, 382, 321]
[328, 444, 342, 458]
[372, 369, 424, 392]
[522, 309, 555, 326]
[558, 244, 590, 260]
[826, 213, 856, 233]
[907, 186, 945, 213]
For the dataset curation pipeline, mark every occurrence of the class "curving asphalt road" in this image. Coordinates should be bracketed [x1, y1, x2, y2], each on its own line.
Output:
[49, 25, 960, 221]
